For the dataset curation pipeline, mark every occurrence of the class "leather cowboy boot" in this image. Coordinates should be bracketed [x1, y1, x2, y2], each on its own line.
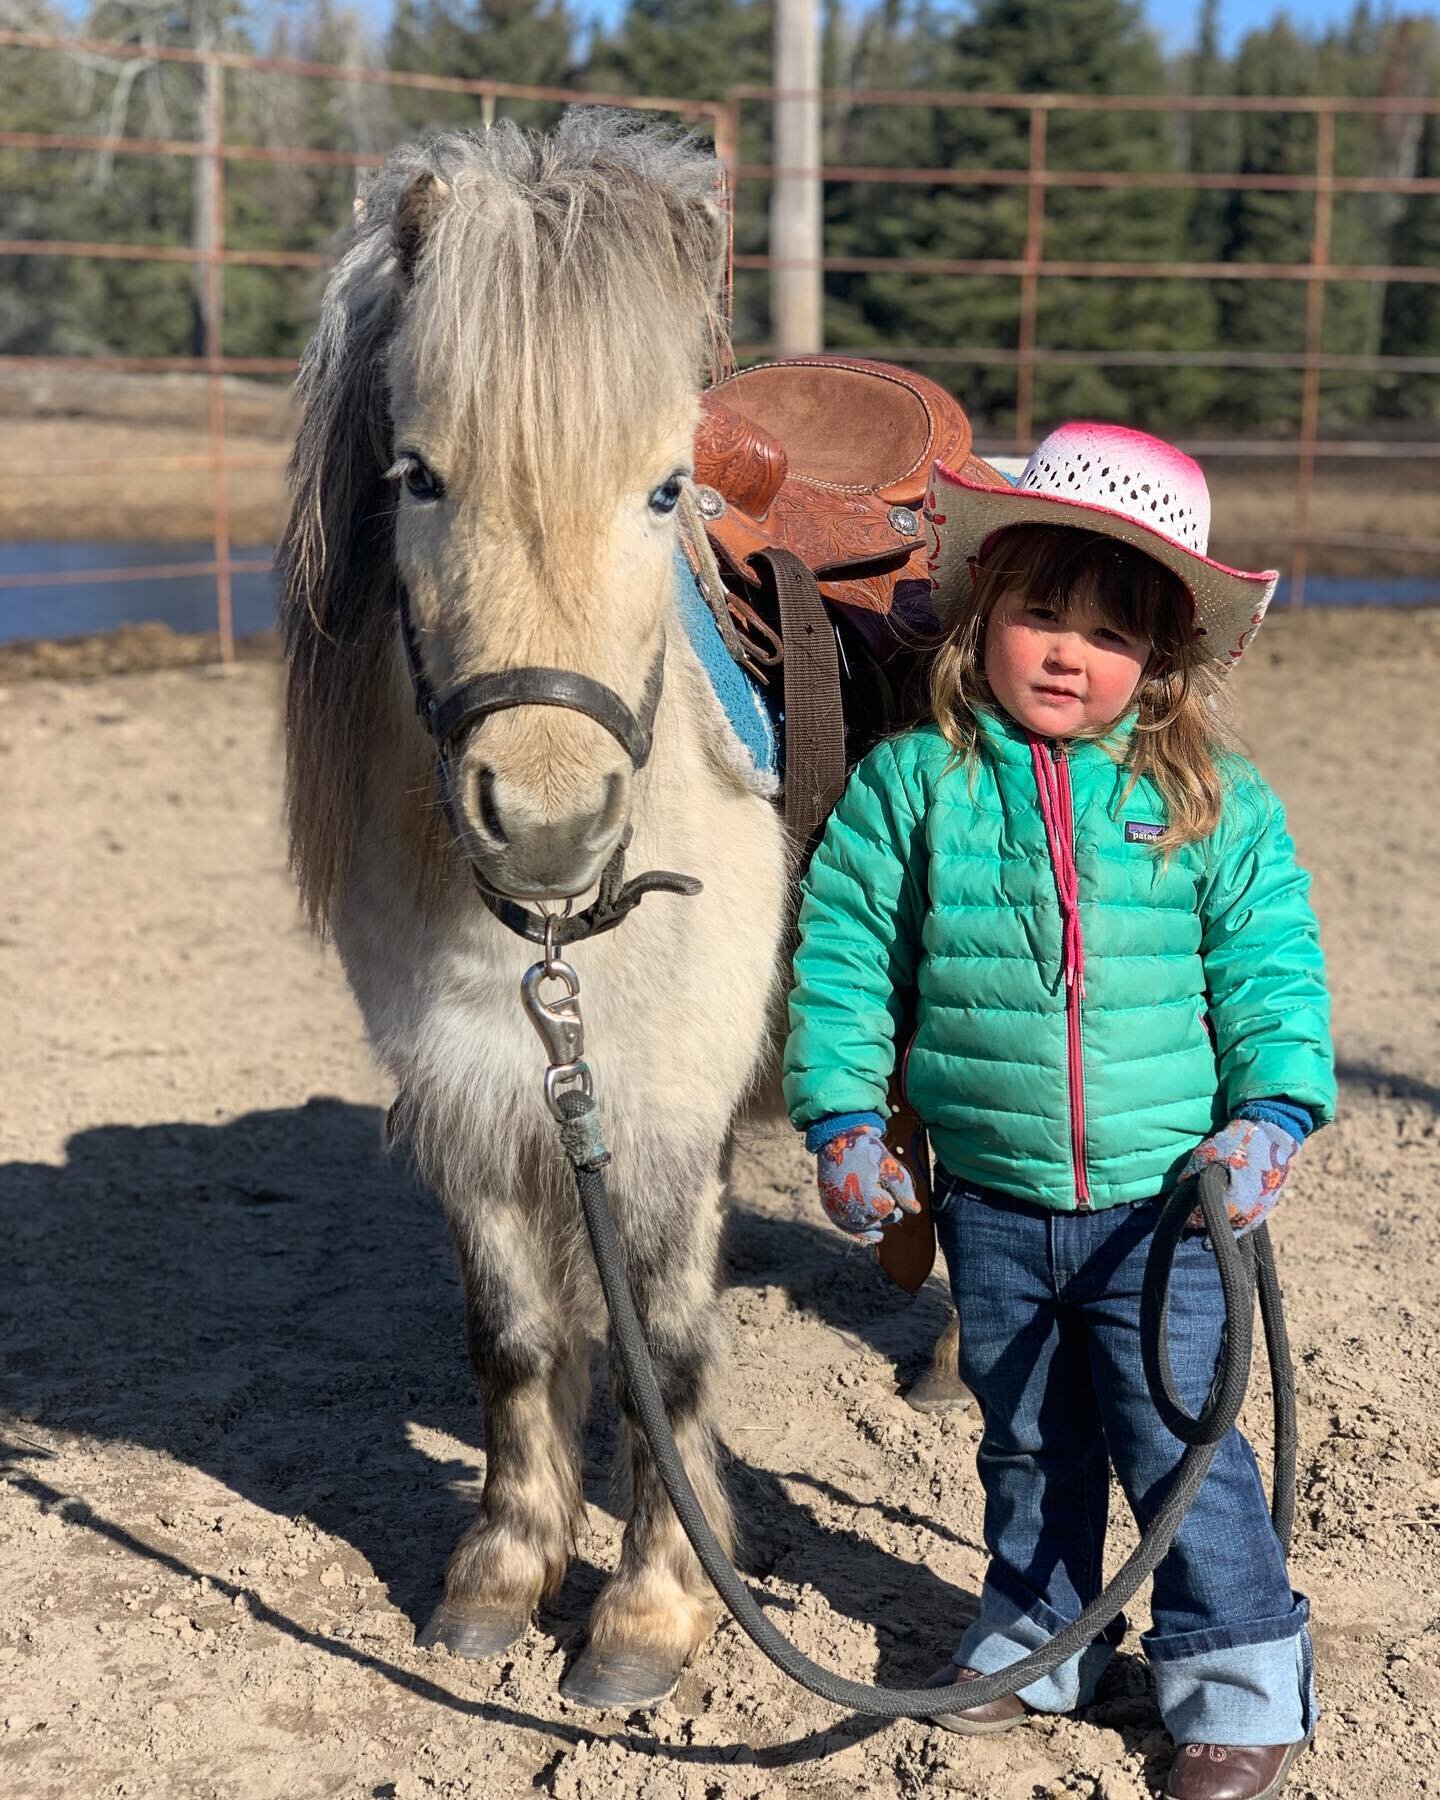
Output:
[924, 1663, 1028, 1736]
[1165, 1738, 1310, 1799]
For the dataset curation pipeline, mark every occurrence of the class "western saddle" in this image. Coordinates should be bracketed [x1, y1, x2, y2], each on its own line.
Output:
[693, 355, 1004, 855]
[691, 356, 1003, 1292]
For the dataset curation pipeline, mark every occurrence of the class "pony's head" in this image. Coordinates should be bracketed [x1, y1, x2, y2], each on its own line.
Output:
[281, 114, 727, 926]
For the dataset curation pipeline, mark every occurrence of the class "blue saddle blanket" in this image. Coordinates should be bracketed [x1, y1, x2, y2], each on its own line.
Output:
[673, 548, 780, 798]
[671, 462, 1023, 803]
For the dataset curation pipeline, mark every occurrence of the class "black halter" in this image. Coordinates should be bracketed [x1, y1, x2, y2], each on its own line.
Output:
[397, 586, 701, 945]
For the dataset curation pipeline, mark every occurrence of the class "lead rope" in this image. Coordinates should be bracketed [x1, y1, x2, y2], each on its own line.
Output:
[520, 943, 1297, 1718]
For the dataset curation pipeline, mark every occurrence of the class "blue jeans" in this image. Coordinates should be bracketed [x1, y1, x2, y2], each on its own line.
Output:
[932, 1169, 1315, 1747]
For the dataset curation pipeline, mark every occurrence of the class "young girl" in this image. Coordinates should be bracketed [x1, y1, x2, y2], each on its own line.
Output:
[783, 424, 1334, 1800]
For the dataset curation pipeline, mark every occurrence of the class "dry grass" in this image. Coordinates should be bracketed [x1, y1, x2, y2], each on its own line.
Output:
[3, 367, 1436, 576]
[1, 366, 295, 544]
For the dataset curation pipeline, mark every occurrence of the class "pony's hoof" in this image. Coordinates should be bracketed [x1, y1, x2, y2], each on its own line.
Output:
[560, 1642, 687, 1711]
[415, 1600, 529, 1660]
[904, 1367, 975, 1415]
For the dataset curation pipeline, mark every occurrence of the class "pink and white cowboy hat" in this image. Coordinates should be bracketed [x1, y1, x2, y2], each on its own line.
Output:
[926, 422, 1279, 668]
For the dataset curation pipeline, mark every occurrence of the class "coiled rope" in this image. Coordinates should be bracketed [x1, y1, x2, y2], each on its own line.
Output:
[558, 1089, 1296, 1720]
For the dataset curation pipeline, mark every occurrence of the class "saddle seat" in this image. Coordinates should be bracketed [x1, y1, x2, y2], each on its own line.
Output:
[695, 356, 1006, 645]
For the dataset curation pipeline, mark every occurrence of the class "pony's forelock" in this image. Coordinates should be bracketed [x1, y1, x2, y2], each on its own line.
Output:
[386, 113, 725, 538]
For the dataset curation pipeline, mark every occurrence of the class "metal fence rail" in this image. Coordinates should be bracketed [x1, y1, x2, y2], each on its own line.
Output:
[0, 28, 729, 658]
[727, 86, 1440, 609]
[2, 27, 1437, 652]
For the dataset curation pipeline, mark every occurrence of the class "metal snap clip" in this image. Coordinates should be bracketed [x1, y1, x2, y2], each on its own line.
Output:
[521, 956, 584, 1072]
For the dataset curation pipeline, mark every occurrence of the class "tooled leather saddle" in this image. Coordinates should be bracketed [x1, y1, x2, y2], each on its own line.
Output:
[693, 357, 1004, 850]
[696, 357, 993, 642]
[692, 356, 1004, 1293]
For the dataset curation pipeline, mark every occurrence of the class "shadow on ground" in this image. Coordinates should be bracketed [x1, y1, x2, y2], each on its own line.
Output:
[0, 1098, 967, 1681]
[1336, 1059, 1440, 1113]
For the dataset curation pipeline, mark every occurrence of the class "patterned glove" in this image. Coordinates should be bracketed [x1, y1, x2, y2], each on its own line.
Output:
[815, 1123, 920, 1246]
[1183, 1118, 1301, 1237]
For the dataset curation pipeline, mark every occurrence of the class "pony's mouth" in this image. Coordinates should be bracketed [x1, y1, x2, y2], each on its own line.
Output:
[469, 858, 607, 905]
[455, 789, 626, 904]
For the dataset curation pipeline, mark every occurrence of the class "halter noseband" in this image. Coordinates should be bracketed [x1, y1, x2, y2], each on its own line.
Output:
[397, 586, 700, 945]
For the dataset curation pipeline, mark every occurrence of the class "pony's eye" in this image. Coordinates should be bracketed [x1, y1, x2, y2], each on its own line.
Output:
[396, 454, 445, 502]
[648, 475, 684, 517]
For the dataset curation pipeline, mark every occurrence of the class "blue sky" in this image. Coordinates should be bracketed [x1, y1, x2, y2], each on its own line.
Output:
[347, 0, 1440, 54]
[1146, 0, 1430, 53]
[551, 0, 1440, 54]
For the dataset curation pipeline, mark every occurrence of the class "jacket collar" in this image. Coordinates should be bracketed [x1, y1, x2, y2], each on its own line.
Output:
[975, 704, 1137, 764]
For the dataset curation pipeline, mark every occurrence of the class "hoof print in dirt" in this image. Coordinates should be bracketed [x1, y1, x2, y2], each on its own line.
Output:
[559, 1643, 687, 1711]
[415, 1601, 530, 1660]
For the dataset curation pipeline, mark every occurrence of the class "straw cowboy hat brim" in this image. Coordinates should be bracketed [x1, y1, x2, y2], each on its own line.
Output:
[928, 458, 1279, 669]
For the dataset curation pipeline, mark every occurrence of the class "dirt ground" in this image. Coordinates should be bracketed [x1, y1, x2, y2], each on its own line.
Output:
[2, 607, 1438, 1800]
[3, 365, 1437, 579]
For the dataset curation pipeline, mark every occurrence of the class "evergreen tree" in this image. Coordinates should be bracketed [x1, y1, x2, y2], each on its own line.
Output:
[384, 0, 579, 134]
[226, 0, 396, 360]
[1311, 6, 1422, 425]
[822, 0, 966, 369]
[1177, 6, 1440, 432]
[0, 0, 232, 358]
[1377, 21, 1440, 426]
[586, 0, 774, 342]
[0, 1, 109, 354]
[2, 0, 1436, 433]
[1210, 20, 1320, 432]
[586, 0, 771, 103]
[825, 0, 1217, 438]
[1182, 0, 1237, 265]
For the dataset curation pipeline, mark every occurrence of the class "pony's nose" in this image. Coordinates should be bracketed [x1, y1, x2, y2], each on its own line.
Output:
[466, 765, 628, 897]
[470, 766, 626, 848]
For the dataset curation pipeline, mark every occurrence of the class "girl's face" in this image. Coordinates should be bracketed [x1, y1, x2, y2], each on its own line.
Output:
[984, 587, 1151, 738]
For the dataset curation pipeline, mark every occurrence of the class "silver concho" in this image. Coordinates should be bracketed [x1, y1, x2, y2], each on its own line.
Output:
[888, 505, 920, 537]
[693, 485, 727, 521]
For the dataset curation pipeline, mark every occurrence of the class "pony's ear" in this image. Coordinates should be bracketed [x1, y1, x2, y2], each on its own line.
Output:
[674, 188, 728, 299]
[394, 171, 451, 285]
[669, 188, 729, 377]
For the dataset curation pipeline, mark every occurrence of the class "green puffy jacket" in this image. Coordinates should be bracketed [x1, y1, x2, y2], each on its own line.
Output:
[783, 708, 1335, 1210]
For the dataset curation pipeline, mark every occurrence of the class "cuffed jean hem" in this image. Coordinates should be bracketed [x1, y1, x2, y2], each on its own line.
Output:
[1147, 1599, 1316, 1747]
[956, 1582, 1126, 1715]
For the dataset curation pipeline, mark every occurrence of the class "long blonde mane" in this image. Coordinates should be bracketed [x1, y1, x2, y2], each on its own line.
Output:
[280, 112, 729, 931]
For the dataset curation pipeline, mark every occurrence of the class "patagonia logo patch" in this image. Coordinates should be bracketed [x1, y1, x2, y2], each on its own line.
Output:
[1124, 820, 1164, 844]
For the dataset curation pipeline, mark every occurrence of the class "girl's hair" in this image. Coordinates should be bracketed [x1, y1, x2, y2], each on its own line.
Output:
[928, 523, 1235, 849]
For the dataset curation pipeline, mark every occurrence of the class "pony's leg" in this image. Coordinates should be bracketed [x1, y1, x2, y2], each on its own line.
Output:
[562, 1174, 731, 1710]
[418, 1205, 589, 1659]
[904, 1310, 974, 1415]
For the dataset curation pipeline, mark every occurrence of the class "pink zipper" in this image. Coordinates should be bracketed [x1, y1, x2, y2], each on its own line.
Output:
[1030, 739, 1091, 1208]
